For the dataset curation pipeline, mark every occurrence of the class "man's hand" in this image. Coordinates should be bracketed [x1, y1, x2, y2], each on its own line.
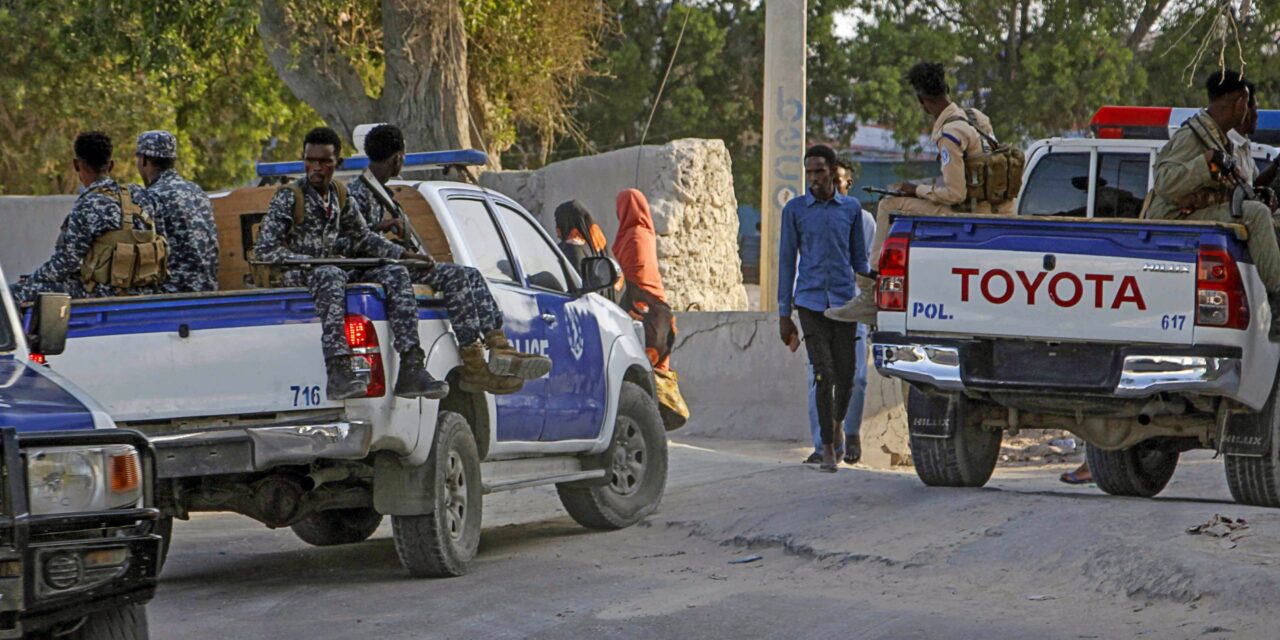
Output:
[891, 182, 919, 197]
[372, 219, 405, 236]
[779, 316, 799, 350]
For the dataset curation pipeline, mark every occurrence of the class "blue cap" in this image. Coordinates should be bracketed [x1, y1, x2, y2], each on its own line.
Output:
[135, 130, 177, 159]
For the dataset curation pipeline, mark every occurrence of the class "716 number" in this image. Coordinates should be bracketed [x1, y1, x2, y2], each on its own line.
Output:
[1161, 314, 1187, 331]
[291, 385, 322, 406]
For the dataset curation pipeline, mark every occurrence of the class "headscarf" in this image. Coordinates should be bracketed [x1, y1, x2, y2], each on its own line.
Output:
[613, 188, 667, 303]
[554, 200, 607, 257]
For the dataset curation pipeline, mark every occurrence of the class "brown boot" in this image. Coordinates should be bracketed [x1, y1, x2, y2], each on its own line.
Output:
[484, 330, 552, 380]
[459, 343, 524, 395]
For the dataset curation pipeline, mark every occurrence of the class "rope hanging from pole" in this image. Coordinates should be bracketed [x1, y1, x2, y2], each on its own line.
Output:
[635, 4, 692, 187]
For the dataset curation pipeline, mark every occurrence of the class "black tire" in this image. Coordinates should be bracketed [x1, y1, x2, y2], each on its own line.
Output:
[907, 387, 1002, 487]
[1087, 440, 1179, 498]
[557, 382, 668, 529]
[1224, 365, 1280, 507]
[291, 507, 383, 547]
[69, 604, 148, 640]
[391, 411, 482, 578]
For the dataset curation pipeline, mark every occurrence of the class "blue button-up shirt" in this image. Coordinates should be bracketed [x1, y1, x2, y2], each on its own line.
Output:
[777, 191, 871, 316]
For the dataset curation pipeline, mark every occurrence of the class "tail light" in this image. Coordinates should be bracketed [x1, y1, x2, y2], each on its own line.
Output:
[1196, 245, 1249, 330]
[28, 353, 46, 365]
[345, 314, 386, 397]
[877, 233, 911, 311]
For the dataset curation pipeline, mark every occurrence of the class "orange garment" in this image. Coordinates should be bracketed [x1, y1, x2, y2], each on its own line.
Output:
[613, 188, 667, 304]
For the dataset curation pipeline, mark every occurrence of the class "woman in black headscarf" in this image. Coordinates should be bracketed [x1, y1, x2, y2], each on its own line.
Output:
[554, 200, 608, 275]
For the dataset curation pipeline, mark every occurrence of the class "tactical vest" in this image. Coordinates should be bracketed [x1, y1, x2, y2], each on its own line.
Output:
[249, 179, 348, 288]
[79, 185, 169, 292]
[942, 109, 1026, 208]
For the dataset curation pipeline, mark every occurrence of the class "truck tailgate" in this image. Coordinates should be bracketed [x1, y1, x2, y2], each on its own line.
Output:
[904, 219, 1200, 344]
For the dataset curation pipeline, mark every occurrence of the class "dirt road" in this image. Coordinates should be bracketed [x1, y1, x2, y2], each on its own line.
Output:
[150, 439, 1278, 639]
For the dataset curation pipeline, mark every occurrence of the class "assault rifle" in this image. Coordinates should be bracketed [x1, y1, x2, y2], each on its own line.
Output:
[250, 257, 435, 270]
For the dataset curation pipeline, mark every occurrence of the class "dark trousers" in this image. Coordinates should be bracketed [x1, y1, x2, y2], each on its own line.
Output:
[797, 307, 857, 445]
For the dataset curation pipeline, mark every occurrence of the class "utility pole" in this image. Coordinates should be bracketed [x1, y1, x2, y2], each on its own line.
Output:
[759, 0, 806, 313]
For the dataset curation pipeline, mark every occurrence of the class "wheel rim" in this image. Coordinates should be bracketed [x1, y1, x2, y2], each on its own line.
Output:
[609, 417, 646, 496]
[444, 450, 467, 541]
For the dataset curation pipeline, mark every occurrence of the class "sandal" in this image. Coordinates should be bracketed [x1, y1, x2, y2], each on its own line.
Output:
[1059, 470, 1091, 485]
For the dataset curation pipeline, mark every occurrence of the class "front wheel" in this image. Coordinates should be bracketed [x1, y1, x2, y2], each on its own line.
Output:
[1087, 440, 1179, 498]
[391, 411, 482, 578]
[557, 382, 668, 529]
[69, 604, 148, 640]
[907, 387, 1002, 488]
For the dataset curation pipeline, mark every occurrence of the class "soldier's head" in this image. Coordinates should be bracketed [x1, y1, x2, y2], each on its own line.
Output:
[364, 124, 406, 182]
[1205, 70, 1251, 131]
[804, 144, 839, 201]
[134, 130, 176, 186]
[73, 131, 113, 187]
[908, 62, 950, 117]
[302, 127, 343, 192]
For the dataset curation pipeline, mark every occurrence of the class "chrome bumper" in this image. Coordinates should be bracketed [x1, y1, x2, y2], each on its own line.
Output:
[149, 421, 373, 478]
[873, 343, 1243, 398]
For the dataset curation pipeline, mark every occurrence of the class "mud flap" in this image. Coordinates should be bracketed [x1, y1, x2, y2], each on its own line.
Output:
[907, 388, 961, 439]
[1221, 410, 1272, 457]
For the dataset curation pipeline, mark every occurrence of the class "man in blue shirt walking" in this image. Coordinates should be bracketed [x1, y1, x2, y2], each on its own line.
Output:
[778, 145, 871, 472]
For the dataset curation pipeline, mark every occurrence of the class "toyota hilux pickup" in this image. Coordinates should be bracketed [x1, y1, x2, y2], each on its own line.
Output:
[871, 106, 1280, 505]
[1, 267, 161, 639]
[35, 150, 666, 578]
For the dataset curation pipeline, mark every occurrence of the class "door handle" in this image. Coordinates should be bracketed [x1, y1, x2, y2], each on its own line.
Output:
[541, 313, 557, 324]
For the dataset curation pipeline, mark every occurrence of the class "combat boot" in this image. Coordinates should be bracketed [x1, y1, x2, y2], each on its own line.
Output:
[326, 356, 368, 401]
[458, 343, 524, 395]
[394, 346, 449, 399]
[484, 330, 553, 380]
[824, 275, 878, 325]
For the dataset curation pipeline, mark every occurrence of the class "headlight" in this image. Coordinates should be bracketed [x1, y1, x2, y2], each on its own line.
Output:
[26, 445, 142, 515]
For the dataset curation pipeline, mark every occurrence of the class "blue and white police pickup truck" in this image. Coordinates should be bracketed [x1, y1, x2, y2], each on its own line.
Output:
[38, 150, 666, 578]
[1, 267, 161, 639]
[872, 106, 1280, 506]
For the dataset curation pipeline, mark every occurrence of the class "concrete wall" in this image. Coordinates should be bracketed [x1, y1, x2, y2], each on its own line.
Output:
[671, 311, 910, 468]
[0, 196, 75, 276]
[482, 139, 749, 312]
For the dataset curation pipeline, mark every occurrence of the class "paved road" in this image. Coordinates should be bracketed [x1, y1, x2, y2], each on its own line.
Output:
[150, 440, 1278, 639]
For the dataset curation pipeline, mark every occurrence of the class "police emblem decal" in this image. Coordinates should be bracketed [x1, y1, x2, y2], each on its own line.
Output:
[566, 308, 585, 360]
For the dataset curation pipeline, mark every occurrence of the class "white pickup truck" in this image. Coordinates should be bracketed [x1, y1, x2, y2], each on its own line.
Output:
[871, 106, 1280, 506]
[35, 150, 667, 577]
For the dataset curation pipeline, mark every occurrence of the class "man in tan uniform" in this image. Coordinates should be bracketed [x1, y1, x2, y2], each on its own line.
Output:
[1146, 69, 1280, 339]
[827, 61, 1013, 324]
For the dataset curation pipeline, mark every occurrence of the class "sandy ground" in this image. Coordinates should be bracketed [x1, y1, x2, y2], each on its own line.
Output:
[149, 437, 1278, 639]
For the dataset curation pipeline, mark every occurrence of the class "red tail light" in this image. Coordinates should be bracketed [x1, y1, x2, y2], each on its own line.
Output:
[28, 353, 45, 365]
[1196, 246, 1249, 330]
[345, 314, 386, 397]
[877, 233, 911, 311]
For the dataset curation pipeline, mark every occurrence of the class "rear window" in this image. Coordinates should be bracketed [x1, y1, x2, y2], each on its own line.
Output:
[1018, 152, 1090, 217]
[1093, 153, 1149, 219]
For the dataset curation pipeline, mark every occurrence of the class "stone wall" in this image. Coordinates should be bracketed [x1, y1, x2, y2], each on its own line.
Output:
[670, 311, 910, 468]
[482, 139, 748, 312]
[0, 196, 75, 277]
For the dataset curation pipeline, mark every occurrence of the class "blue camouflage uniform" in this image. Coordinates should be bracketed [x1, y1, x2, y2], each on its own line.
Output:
[10, 177, 160, 304]
[347, 175, 503, 346]
[254, 182, 420, 360]
[136, 130, 219, 293]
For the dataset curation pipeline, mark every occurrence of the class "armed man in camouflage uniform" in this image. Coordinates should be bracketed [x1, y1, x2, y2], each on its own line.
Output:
[348, 124, 551, 395]
[10, 131, 162, 304]
[255, 127, 447, 400]
[1145, 70, 1280, 339]
[135, 130, 219, 293]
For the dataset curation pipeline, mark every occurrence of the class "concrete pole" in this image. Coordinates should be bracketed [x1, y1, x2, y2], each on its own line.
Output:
[759, 0, 806, 313]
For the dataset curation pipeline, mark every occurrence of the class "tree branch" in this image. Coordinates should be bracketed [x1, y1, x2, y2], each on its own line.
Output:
[1129, 0, 1173, 50]
[257, 0, 377, 139]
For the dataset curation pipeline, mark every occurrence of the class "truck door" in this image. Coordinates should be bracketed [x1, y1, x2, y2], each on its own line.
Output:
[446, 196, 545, 442]
[491, 202, 607, 442]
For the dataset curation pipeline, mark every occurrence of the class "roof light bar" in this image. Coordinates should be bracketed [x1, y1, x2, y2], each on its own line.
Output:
[1090, 105, 1280, 143]
[255, 149, 488, 178]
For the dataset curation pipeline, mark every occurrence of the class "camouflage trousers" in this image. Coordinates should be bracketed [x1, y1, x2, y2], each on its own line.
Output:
[8, 276, 147, 305]
[414, 263, 503, 346]
[285, 265, 421, 360]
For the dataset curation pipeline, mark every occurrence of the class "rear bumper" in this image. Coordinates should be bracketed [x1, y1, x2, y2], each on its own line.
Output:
[871, 333, 1243, 400]
[150, 420, 373, 478]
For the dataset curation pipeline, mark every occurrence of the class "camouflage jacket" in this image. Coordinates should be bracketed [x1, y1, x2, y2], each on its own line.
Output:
[254, 180, 405, 263]
[147, 169, 219, 292]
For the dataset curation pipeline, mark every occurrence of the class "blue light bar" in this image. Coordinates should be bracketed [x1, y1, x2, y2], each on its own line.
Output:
[1255, 110, 1280, 146]
[256, 149, 489, 178]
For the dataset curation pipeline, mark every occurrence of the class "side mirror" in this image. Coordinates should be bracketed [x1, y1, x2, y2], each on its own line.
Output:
[579, 257, 622, 296]
[28, 293, 71, 357]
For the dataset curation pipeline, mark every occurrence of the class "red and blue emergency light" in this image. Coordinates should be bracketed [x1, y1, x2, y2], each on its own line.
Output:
[1090, 106, 1280, 145]
[255, 148, 488, 178]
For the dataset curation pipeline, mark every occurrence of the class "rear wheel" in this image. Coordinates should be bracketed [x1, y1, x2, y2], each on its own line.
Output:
[391, 411, 482, 578]
[69, 604, 148, 640]
[291, 507, 383, 546]
[557, 382, 668, 529]
[1087, 440, 1179, 498]
[1225, 369, 1280, 507]
[907, 388, 1002, 487]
